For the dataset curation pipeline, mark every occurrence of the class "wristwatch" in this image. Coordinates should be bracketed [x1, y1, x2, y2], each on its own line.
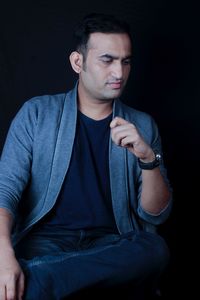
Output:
[138, 150, 162, 170]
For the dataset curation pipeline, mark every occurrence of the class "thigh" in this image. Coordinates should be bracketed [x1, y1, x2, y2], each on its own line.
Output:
[85, 230, 170, 284]
[21, 231, 169, 300]
[14, 226, 81, 259]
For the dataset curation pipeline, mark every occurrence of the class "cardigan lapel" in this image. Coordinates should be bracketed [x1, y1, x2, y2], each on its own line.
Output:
[109, 99, 134, 234]
[43, 86, 78, 213]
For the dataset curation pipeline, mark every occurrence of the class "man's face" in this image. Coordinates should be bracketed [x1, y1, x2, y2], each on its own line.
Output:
[78, 32, 132, 102]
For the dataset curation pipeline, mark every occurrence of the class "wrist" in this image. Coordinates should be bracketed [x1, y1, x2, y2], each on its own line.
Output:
[0, 236, 13, 249]
[139, 151, 155, 163]
[138, 149, 162, 170]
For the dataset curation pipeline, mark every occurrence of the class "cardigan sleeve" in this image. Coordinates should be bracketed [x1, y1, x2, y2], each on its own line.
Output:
[135, 114, 173, 225]
[0, 101, 36, 218]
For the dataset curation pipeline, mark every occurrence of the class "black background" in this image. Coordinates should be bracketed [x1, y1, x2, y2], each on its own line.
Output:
[0, 1, 199, 298]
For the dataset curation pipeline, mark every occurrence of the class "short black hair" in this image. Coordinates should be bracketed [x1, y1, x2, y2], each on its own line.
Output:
[74, 13, 132, 58]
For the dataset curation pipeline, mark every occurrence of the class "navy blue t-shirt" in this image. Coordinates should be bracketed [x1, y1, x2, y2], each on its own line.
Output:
[43, 111, 117, 232]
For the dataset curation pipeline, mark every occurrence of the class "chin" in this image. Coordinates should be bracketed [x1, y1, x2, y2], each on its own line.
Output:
[111, 90, 123, 98]
[99, 89, 123, 100]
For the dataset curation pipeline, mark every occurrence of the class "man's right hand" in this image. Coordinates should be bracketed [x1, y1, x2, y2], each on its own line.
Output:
[0, 208, 25, 300]
[0, 247, 25, 300]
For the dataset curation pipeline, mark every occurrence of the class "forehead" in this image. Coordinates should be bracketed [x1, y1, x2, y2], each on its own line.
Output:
[87, 32, 132, 55]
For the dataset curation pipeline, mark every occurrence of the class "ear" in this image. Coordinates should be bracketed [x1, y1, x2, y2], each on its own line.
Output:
[69, 51, 83, 74]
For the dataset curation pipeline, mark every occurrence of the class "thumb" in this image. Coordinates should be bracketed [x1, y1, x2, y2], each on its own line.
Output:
[110, 116, 129, 128]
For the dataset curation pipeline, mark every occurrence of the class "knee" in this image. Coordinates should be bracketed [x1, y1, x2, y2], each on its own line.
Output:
[149, 233, 170, 274]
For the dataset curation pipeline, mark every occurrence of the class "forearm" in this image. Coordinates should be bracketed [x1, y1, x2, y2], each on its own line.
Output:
[110, 116, 172, 215]
[0, 208, 14, 252]
[140, 167, 171, 214]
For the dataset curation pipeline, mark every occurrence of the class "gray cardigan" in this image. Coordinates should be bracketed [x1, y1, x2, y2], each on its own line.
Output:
[0, 84, 172, 244]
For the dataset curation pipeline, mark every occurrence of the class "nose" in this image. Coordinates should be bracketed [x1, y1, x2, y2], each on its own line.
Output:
[111, 62, 123, 80]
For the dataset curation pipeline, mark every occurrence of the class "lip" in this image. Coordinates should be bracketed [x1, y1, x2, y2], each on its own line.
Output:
[107, 82, 122, 89]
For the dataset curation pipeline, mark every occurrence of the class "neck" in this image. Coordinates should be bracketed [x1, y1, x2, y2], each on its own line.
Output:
[78, 95, 113, 121]
[78, 99, 113, 120]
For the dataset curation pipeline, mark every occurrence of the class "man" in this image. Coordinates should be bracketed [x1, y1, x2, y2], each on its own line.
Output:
[0, 13, 172, 300]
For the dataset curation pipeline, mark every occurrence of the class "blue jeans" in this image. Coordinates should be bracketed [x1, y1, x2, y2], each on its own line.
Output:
[15, 226, 170, 300]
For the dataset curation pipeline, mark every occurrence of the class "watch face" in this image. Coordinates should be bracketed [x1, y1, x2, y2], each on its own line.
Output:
[155, 153, 162, 161]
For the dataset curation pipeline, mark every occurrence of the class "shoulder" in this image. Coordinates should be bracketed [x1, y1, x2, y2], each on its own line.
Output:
[14, 91, 72, 122]
[22, 93, 66, 112]
[9, 92, 69, 132]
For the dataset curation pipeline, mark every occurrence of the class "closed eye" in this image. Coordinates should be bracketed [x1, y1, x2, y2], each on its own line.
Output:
[100, 56, 113, 64]
[122, 58, 132, 65]
[99, 54, 132, 65]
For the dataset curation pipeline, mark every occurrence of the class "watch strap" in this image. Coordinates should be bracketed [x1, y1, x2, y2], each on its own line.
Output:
[138, 151, 161, 170]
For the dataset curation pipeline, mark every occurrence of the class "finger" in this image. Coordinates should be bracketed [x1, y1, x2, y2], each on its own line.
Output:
[120, 136, 134, 148]
[111, 124, 135, 136]
[110, 116, 129, 128]
[6, 278, 16, 300]
[17, 273, 25, 300]
[0, 285, 6, 300]
[111, 129, 131, 146]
